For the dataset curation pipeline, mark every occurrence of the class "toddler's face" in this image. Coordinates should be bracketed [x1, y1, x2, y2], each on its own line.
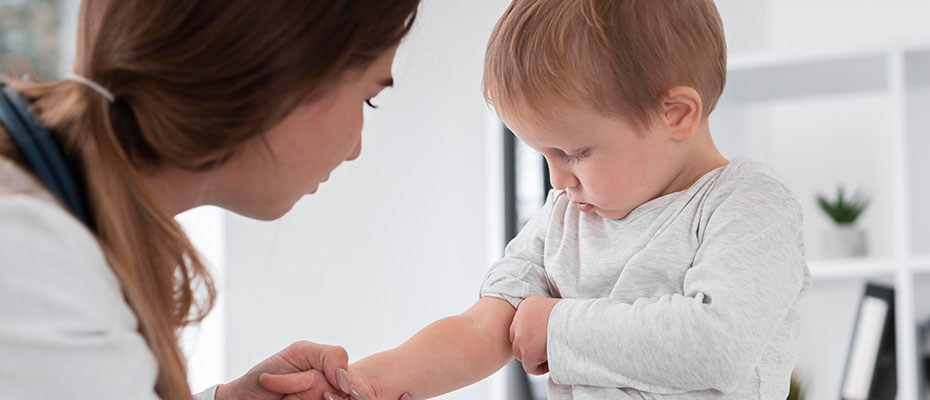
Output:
[502, 107, 689, 220]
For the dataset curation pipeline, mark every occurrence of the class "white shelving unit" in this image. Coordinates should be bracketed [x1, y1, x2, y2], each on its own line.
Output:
[713, 45, 930, 400]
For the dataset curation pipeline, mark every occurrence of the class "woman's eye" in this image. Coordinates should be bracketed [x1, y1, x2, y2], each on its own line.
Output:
[365, 99, 378, 109]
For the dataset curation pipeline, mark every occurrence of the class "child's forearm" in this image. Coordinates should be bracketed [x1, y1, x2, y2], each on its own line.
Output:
[353, 297, 515, 399]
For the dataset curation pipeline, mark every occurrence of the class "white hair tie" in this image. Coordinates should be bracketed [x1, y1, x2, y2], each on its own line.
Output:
[63, 72, 115, 103]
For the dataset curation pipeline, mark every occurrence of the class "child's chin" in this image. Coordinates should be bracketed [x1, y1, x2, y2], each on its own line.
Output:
[597, 209, 630, 220]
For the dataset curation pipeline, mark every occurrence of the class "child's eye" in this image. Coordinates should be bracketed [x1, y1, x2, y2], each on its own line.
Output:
[564, 149, 589, 164]
[365, 99, 378, 109]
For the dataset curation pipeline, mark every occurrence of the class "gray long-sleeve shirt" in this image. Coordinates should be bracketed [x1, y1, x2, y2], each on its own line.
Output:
[480, 157, 812, 400]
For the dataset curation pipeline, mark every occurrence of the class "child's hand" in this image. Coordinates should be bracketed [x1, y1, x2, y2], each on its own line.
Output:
[510, 296, 562, 375]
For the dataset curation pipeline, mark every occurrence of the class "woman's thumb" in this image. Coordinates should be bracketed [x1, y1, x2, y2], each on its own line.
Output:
[259, 370, 325, 394]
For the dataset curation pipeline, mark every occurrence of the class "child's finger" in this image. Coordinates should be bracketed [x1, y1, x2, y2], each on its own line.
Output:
[520, 357, 549, 375]
[509, 320, 516, 344]
[512, 341, 523, 362]
[531, 361, 549, 376]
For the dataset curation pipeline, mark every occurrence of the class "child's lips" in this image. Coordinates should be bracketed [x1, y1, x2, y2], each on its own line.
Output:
[574, 202, 595, 213]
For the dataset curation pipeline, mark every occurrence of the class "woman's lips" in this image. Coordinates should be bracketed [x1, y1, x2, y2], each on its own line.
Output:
[309, 175, 330, 194]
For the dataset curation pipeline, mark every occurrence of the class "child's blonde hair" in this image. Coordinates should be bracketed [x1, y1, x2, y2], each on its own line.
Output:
[483, 0, 727, 131]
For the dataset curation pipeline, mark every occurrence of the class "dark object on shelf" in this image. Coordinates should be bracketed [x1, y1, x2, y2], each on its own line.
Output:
[840, 283, 896, 400]
[787, 371, 806, 400]
[925, 351, 930, 387]
[920, 320, 930, 394]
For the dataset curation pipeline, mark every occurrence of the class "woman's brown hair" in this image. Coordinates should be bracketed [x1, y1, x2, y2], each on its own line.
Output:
[0, 1, 419, 398]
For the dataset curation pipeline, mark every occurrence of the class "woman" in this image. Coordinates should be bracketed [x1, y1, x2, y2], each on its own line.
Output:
[0, 1, 419, 399]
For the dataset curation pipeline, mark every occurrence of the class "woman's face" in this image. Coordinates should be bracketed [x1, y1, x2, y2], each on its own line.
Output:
[212, 46, 398, 220]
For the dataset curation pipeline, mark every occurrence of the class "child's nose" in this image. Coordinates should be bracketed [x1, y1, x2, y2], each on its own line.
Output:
[548, 163, 579, 190]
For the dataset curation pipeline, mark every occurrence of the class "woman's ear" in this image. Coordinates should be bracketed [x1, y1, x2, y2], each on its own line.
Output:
[662, 86, 704, 141]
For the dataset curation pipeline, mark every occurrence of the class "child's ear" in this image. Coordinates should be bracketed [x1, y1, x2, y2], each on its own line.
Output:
[662, 86, 704, 141]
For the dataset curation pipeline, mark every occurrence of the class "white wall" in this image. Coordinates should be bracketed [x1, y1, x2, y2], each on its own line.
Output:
[718, 0, 930, 55]
[178, 207, 227, 394]
[907, 86, 930, 256]
[711, 4, 930, 261]
[711, 5, 930, 255]
[767, 0, 930, 53]
[223, 1, 509, 398]
[714, 0, 771, 55]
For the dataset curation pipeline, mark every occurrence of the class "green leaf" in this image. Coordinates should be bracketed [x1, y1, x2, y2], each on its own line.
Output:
[817, 186, 870, 225]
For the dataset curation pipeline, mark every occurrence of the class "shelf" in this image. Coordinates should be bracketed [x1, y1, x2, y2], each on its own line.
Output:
[905, 49, 930, 88]
[809, 258, 897, 280]
[728, 44, 930, 72]
[720, 45, 930, 105]
[912, 258, 930, 274]
[723, 53, 888, 105]
[807, 257, 930, 280]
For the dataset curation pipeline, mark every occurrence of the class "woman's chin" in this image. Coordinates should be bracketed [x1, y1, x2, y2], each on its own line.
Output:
[219, 186, 318, 221]
[225, 200, 297, 221]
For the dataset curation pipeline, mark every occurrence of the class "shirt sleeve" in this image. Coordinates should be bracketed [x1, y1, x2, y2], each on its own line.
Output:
[546, 176, 811, 394]
[479, 190, 560, 309]
[0, 196, 162, 399]
[194, 385, 219, 400]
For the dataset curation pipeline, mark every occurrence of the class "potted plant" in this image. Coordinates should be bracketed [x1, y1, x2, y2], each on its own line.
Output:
[817, 186, 870, 258]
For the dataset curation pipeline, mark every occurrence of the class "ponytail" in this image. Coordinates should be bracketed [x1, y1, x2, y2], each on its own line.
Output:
[2, 78, 214, 399]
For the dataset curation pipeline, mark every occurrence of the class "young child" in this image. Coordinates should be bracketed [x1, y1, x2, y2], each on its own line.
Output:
[272, 0, 812, 398]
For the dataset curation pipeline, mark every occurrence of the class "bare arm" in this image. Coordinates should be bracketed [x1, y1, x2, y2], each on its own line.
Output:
[350, 296, 516, 399]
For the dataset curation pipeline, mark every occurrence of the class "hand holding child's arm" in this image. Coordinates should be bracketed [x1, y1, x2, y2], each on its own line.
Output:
[346, 296, 517, 400]
[509, 296, 562, 376]
[223, 341, 348, 400]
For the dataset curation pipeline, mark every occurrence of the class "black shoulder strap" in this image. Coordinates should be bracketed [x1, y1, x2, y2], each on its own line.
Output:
[0, 82, 91, 227]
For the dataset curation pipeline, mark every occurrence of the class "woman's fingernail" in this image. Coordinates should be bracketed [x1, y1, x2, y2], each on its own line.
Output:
[402, 394, 413, 400]
[336, 368, 351, 393]
[350, 385, 371, 400]
[324, 392, 340, 400]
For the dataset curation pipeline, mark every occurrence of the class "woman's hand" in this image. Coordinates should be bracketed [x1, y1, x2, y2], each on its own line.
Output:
[252, 347, 412, 400]
[328, 361, 411, 400]
[258, 361, 412, 400]
[215, 341, 350, 400]
[510, 296, 562, 375]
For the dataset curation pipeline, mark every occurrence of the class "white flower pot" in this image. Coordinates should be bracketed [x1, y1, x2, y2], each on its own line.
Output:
[823, 225, 868, 258]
